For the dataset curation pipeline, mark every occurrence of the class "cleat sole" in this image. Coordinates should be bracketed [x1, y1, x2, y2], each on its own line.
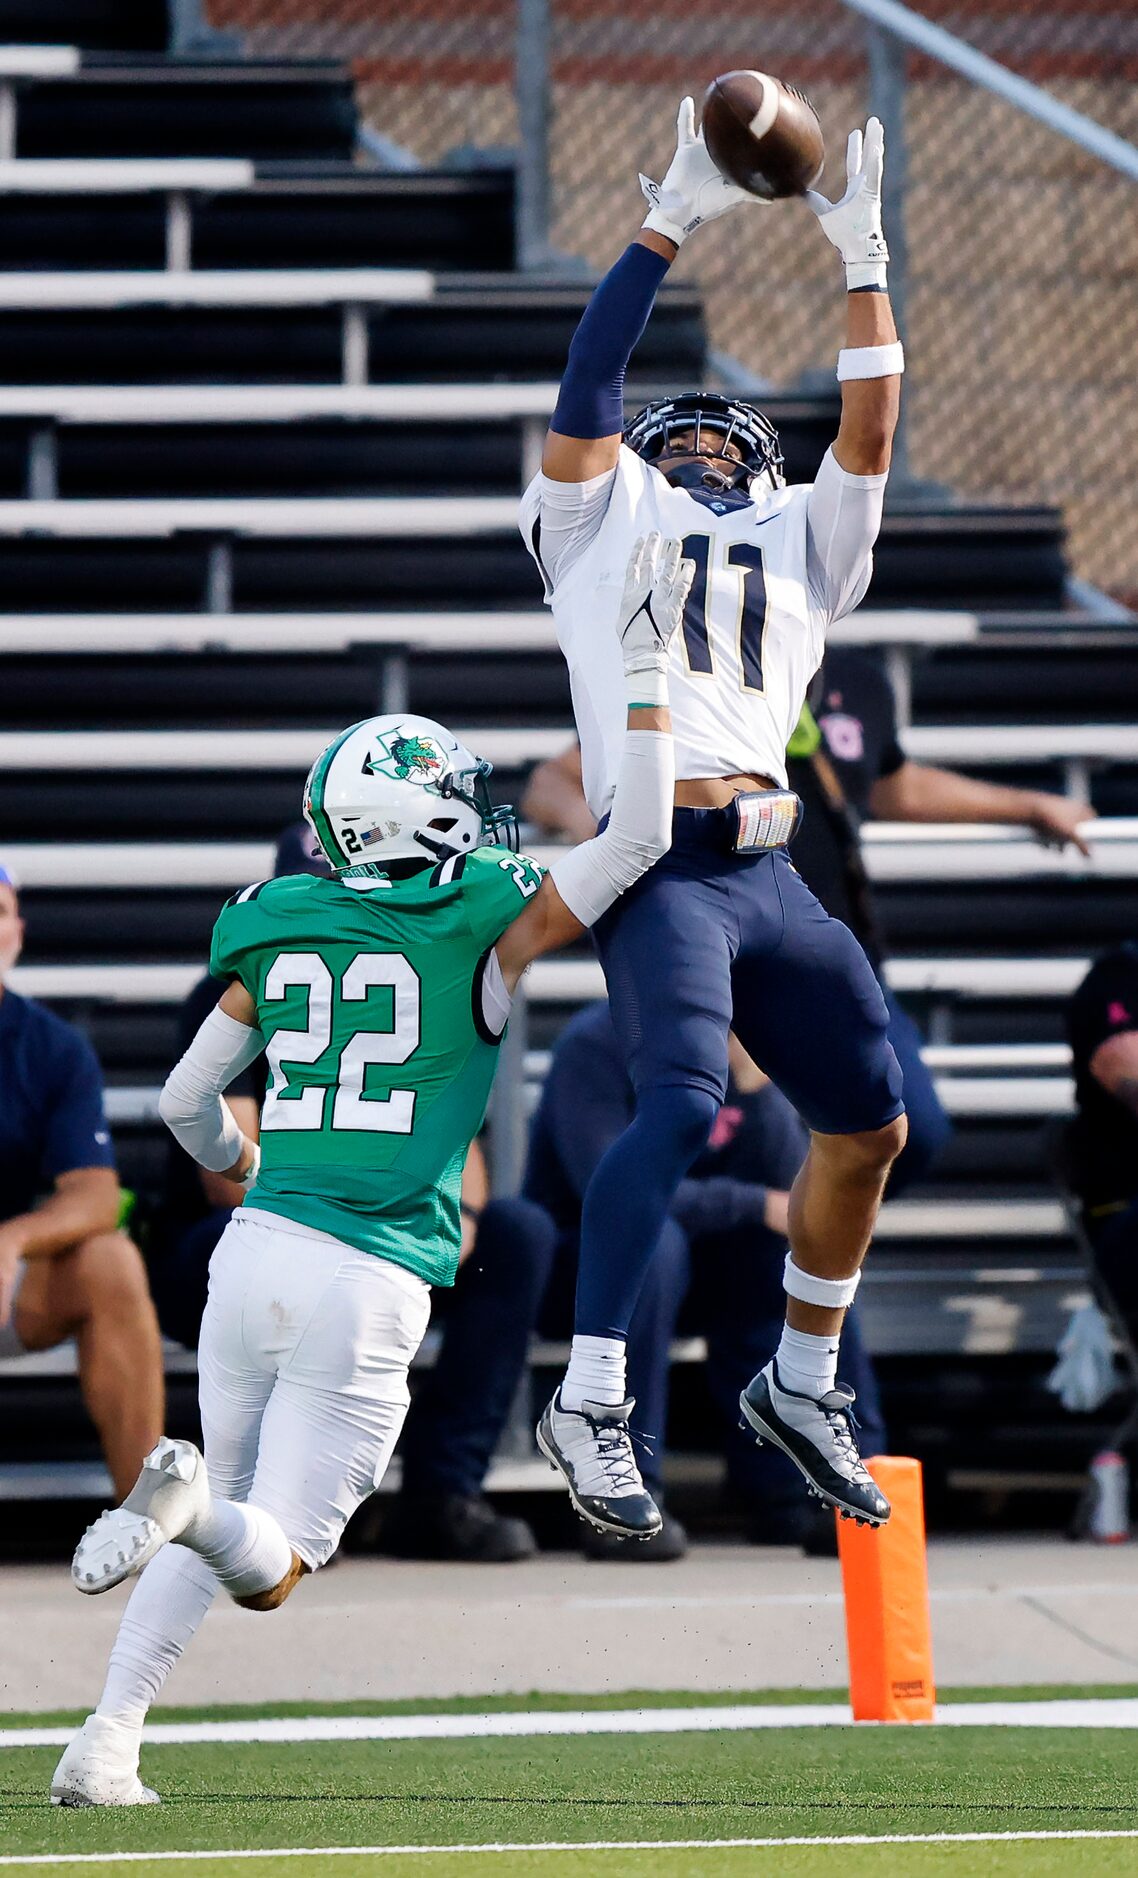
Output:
[71, 1511, 166, 1595]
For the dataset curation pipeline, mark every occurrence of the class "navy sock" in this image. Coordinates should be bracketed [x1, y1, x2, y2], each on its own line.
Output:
[575, 1085, 718, 1340]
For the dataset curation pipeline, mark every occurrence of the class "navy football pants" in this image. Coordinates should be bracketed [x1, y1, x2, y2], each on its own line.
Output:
[578, 808, 905, 1342]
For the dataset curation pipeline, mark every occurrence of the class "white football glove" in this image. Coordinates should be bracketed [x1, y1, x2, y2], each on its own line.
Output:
[806, 116, 889, 291]
[640, 96, 758, 247]
[618, 532, 694, 705]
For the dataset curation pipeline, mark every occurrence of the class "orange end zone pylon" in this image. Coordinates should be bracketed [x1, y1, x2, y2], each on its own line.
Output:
[837, 1454, 936, 1722]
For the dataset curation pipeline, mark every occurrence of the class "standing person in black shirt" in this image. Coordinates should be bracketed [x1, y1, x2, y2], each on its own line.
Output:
[525, 647, 1092, 1190]
[1066, 945, 1138, 1348]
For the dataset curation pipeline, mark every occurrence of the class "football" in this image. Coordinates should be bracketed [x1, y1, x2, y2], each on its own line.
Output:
[702, 70, 824, 200]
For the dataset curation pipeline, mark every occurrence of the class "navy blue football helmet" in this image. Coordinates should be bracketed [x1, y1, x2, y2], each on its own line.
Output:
[624, 392, 785, 498]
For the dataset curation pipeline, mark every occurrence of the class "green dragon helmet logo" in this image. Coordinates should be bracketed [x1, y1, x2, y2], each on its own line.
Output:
[363, 731, 444, 784]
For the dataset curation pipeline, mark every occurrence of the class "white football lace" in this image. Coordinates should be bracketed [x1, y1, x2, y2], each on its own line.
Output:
[579, 1411, 642, 1495]
[818, 1394, 872, 1483]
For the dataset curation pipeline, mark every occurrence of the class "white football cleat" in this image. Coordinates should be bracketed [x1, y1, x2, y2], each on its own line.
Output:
[72, 1436, 210, 1595]
[50, 1715, 159, 1808]
[536, 1391, 662, 1539]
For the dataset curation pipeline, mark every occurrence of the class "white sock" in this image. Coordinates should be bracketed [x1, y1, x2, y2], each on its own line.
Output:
[95, 1544, 217, 1734]
[774, 1323, 840, 1398]
[182, 1495, 294, 1600]
[561, 1334, 627, 1412]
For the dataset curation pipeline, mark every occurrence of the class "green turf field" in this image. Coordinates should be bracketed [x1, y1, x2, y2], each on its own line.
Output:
[2, 1691, 1137, 1877]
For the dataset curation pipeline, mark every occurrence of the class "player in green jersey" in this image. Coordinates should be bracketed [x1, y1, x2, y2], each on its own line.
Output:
[52, 532, 691, 1808]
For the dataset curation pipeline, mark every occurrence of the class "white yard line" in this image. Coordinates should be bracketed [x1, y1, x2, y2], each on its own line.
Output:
[3, 1830, 1138, 1864]
[4, 1696, 1138, 1751]
[567, 1581, 1138, 1612]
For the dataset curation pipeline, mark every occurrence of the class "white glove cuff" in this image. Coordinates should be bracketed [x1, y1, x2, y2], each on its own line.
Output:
[624, 662, 669, 708]
[237, 1142, 261, 1192]
[640, 206, 685, 247]
[626, 671, 669, 708]
[837, 341, 905, 382]
[846, 260, 888, 291]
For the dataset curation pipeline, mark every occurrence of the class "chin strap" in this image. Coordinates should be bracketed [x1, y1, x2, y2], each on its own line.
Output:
[412, 830, 456, 860]
[662, 457, 749, 495]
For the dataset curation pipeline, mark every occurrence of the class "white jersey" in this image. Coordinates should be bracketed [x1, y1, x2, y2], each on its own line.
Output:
[520, 443, 887, 817]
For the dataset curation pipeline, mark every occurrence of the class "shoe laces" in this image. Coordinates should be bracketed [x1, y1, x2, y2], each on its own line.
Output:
[817, 1388, 872, 1482]
[581, 1407, 643, 1495]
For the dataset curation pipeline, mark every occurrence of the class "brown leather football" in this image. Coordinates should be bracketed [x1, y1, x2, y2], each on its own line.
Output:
[702, 70, 824, 200]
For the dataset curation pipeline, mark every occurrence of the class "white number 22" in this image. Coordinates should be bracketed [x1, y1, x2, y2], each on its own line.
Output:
[260, 951, 421, 1135]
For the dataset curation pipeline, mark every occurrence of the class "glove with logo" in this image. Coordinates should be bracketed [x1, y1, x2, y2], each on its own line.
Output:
[640, 96, 760, 247]
[807, 116, 889, 290]
[618, 531, 694, 706]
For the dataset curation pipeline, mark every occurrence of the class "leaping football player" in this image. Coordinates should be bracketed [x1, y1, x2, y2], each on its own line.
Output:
[522, 104, 908, 1538]
[50, 534, 690, 1808]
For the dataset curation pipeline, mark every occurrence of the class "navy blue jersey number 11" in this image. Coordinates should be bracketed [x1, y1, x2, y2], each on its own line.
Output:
[680, 535, 768, 694]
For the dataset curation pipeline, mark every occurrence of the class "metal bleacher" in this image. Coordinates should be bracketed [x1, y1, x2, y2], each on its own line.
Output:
[1, 0, 1137, 1504]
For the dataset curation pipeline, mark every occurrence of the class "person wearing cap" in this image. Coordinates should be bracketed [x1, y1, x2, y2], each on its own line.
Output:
[0, 864, 163, 1500]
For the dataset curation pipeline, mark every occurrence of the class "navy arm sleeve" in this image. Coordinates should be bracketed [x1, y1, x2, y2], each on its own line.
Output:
[551, 243, 671, 441]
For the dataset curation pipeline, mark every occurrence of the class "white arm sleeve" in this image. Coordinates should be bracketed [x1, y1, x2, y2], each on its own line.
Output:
[805, 445, 888, 628]
[548, 728, 674, 927]
[158, 1005, 265, 1174]
[521, 467, 617, 599]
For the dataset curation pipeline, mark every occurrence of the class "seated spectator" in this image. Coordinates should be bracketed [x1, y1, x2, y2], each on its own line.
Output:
[523, 646, 1093, 1193]
[144, 824, 327, 1348]
[0, 864, 163, 1499]
[1066, 945, 1138, 1353]
[526, 1002, 886, 1554]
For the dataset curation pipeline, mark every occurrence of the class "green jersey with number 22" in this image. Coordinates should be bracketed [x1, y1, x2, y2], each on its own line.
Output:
[209, 846, 545, 1287]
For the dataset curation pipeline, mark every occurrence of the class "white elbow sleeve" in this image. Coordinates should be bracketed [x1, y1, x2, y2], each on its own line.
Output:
[549, 729, 673, 927]
[159, 1006, 264, 1172]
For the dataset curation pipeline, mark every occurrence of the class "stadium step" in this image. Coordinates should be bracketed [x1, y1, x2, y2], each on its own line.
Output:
[0, 385, 843, 498]
[15, 60, 358, 163]
[0, 4, 166, 51]
[0, 278, 705, 384]
[0, 170, 518, 272]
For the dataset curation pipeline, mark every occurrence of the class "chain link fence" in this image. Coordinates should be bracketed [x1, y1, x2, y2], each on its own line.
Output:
[206, 1, 1138, 603]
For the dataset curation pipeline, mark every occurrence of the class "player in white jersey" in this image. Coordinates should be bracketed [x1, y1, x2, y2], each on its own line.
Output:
[521, 103, 909, 1538]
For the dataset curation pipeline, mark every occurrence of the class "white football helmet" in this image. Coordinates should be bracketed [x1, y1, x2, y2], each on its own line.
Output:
[303, 713, 518, 870]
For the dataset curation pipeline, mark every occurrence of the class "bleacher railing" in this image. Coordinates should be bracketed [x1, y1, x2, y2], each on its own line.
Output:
[207, 0, 1138, 608]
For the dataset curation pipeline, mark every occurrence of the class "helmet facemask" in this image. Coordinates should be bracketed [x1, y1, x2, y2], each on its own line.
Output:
[624, 393, 785, 501]
[438, 761, 520, 855]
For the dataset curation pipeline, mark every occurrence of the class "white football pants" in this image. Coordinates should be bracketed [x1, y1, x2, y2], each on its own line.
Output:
[197, 1210, 431, 1570]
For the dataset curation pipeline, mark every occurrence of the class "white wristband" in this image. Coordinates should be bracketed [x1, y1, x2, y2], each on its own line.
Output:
[837, 341, 905, 383]
[846, 260, 888, 292]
